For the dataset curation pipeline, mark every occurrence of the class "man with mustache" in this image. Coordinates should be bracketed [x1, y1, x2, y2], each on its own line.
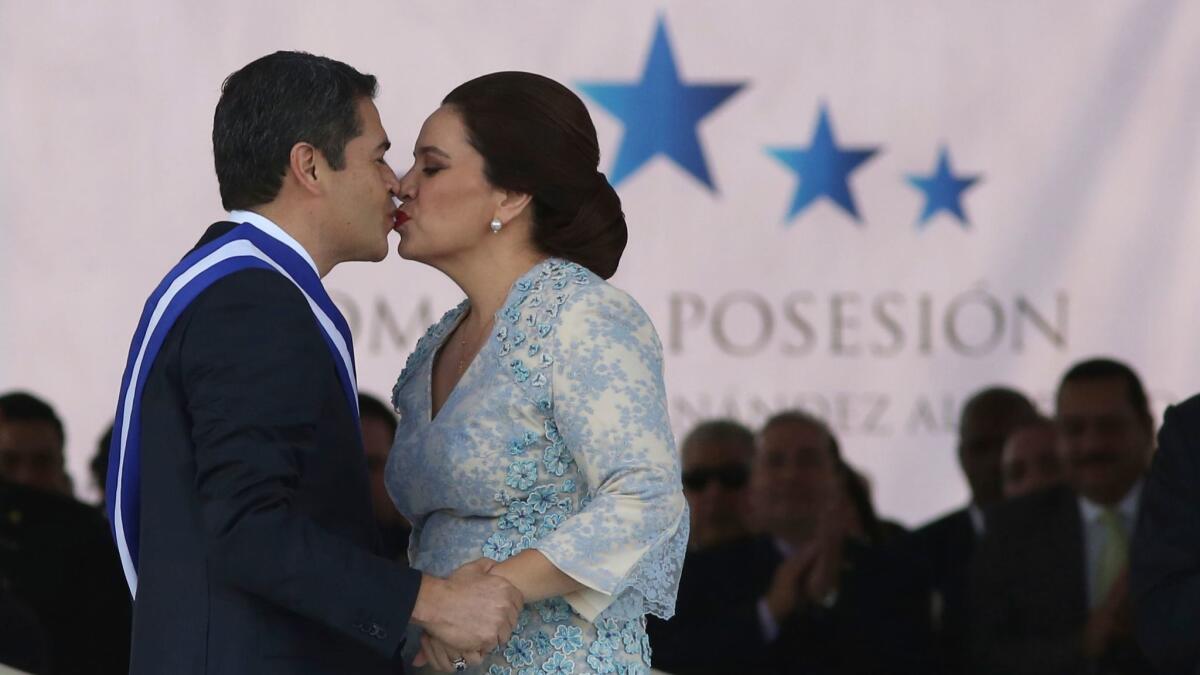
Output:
[969, 358, 1154, 674]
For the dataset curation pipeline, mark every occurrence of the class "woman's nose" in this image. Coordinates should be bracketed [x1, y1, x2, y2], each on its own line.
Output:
[396, 168, 417, 201]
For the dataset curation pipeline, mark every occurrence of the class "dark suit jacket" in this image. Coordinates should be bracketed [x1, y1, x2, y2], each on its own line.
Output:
[647, 536, 778, 674]
[127, 223, 421, 675]
[0, 480, 126, 674]
[649, 535, 933, 675]
[901, 507, 978, 674]
[1132, 394, 1200, 674]
[969, 485, 1152, 675]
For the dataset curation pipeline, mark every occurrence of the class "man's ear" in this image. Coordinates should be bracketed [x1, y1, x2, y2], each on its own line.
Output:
[289, 142, 322, 196]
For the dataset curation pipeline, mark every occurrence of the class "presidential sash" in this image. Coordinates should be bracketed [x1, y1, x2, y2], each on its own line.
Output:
[105, 223, 359, 596]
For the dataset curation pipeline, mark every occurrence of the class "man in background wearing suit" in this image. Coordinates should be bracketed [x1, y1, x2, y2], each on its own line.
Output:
[651, 411, 931, 674]
[0, 392, 74, 496]
[969, 358, 1154, 674]
[647, 419, 756, 671]
[0, 393, 131, 674]
[359, 393, 411, 563]
[1132, 387, 1200, 673]
[902, 386, 1036, 673]
[107, 52, 520, 675]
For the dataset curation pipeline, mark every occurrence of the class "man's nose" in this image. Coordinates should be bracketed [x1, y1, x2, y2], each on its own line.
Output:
[386, 170, 403, 195]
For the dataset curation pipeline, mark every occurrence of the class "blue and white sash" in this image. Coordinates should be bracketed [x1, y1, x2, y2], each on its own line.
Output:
[104, 223, 359, 597]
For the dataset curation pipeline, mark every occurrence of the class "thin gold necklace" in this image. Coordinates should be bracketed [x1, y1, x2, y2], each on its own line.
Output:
[455, 312, 495, 374]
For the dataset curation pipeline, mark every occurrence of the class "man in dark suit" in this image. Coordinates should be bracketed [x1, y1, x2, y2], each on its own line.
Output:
[109, 52, 521, 675]
[0, 392, 74, 496]
[359, 393, 411, 563]
[902, 386, 1036, 673]
[969, 358, 1154, 675]
[0, 478, 129, 674]
[651, 411, 932, 674]
[1132, 393, 1200, 673]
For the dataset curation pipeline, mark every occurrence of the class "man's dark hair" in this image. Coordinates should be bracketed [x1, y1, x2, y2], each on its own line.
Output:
[1058, 357, 1153, 430]
[213, 51, 378, 211]
[760, 409, 842, 461]
[681, 419, 754, 455]
[0, 391, 65, 447]
[958, 387, 1038, 436]
[358, 393, 397, 437]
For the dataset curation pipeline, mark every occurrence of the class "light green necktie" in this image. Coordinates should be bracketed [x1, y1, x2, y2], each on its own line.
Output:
[1094, 507, 1128, 602]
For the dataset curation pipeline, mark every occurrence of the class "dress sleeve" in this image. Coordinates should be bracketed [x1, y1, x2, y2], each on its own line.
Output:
[533, 285, 688, 622]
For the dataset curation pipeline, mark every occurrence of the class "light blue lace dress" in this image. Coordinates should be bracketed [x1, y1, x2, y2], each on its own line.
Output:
[386, 258, 688, 675]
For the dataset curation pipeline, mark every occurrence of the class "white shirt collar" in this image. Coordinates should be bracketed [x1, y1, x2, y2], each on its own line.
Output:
[1078, 479, 1143, 525]
[228, 210, 319, 276]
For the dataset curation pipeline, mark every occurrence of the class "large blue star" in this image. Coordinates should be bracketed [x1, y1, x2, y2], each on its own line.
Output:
[767, 105, 880, 223]
[907, 146, 982, 227]
[577, 18, 745, 191]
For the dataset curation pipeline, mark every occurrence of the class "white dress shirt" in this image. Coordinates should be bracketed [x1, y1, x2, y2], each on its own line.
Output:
[228, 209, 319, 276]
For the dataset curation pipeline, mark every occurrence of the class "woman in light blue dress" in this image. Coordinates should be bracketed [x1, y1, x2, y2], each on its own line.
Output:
[386, 72, 687, 674]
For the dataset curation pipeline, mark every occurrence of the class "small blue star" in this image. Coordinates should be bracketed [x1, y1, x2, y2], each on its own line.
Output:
[577, 17, 746, 191]
[767, 105, 880, 223]
[907, 146, 982, 227]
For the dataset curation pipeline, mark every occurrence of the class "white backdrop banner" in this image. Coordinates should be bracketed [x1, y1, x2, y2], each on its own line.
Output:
[3, 0, 1199, 525]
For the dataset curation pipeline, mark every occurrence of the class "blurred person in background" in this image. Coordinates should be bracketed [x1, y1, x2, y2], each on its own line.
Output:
[91, 423, 114, 508]
[1133, 384, 1200, 673]
[901, 386, 1036, 674]
[652, 410, 931, 674]
[358, 393, 411, 562]
[0, 392, 73, 496]
[970, 358, 1154, 674]
[648, 419, 755, 669]
[1001, 415, 1064, 499]
[679, 419, 755, 552]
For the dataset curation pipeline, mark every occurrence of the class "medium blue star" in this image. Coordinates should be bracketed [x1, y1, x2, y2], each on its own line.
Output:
[907, 146, 982, 227]
[766, 105, 880, 223]
[577, 18, 745, 191]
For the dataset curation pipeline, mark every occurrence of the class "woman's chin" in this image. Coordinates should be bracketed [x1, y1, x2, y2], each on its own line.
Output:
[395, 240, 417, 260]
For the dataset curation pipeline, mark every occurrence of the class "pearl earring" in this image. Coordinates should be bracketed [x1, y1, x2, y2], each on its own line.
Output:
[490, 218, 503, 234]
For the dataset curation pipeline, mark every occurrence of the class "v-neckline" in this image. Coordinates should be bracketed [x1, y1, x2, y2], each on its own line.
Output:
[423, 257, 558, 423]
[427, 306, 483, 423]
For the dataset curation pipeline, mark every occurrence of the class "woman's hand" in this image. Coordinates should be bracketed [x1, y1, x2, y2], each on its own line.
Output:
[414, 632, 484, 672]
[489, 550, 586, 604]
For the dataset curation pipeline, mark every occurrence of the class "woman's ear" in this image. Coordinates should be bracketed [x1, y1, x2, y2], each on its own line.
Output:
[496, 189, 533, 225]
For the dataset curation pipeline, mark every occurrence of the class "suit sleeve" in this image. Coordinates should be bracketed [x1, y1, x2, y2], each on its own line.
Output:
[967, 517, 1081, 675]
[648, 599, 770, 667]
[1132, 401, 1200, 674]
[180, 270, 421, 657]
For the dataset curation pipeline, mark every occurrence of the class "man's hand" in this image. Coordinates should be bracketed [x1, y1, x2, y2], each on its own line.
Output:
[801, 535, 842, 606]
[411, 559, 523, 656]
[764, 546, 818, 621]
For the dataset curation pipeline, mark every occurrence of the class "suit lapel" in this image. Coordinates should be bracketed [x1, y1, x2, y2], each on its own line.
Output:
[1054, 488, 1090, 622]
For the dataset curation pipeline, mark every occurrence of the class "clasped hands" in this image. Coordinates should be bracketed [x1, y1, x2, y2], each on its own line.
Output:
[411, 558, 523, 672]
